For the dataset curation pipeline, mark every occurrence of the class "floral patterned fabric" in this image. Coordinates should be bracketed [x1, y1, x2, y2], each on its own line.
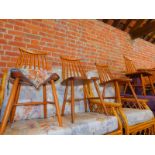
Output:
[0, 67, 115, 122]
[4, 112, 118, 135]
[123, 108, 154, 126]
[11, 68, 56, 89]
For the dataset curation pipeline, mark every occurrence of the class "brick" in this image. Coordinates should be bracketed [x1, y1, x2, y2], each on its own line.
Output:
[0, 19, 155, 80]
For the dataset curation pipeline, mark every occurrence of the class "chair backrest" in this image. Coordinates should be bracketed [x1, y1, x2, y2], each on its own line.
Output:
[95, 63, 113, 83]
[60, 56, 87, 80]
[16, 48, 49, 70]
[123, 56, 137, 73]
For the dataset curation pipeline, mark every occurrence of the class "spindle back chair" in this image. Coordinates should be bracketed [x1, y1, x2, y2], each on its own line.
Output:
[123, 56, 155, 96]
[95, 63, 141, 107]
[60, 56, 109, 123]
[123, 56, 137, 74]
[0, 48, 62, 134]
[16, 48, 49, 70]
[61, 56, 87, 80]
[95, 64, 114, 83]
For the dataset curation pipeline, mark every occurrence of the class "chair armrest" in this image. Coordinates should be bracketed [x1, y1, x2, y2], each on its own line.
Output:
[121, 97, 149, 110]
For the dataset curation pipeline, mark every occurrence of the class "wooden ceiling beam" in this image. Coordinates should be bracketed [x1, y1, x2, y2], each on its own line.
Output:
[130, 21, 155, 39]
[122, 19, 132, 31]
[130, 19, 145, 33]
[112, 19, 120, 27]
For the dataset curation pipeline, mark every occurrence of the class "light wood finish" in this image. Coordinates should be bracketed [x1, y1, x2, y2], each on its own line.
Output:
[95, 63, 141, 107]
[0, 78, 19, 134]
[60, 56, 108, 123]
[51, 80, 62, 127]
[16, 48, 49, 70]
[94, 63, 155, 134]
[60, 56, 122, 135]
[0, 48, 62, 134]
[120, 97, 155, 135]
[0, 71, 8, 109]
[43, 85, 47, 118]
[124, 56, 155, 96]
[60, 56, 89, 122]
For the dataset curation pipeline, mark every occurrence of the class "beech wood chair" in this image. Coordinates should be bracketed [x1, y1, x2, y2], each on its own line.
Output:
[60, 56, 123, 134]
[0, 48, 62, 134]
[60, 56, 108, 123]
[95, 63, 141, 107]
[95, 63, 155, 135]
[123, 56, 155, 96]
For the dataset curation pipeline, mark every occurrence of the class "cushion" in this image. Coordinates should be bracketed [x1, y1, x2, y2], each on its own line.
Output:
[4, 112, 118, 135]
[0, 68, 115, 122]
[11, 68, 55, 89]
[123, 108, 154, 126]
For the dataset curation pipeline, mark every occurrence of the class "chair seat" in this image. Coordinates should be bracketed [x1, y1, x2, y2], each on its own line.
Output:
[100, 77, 131, 85]
[4, 112, 118, 135]
[125, 71, 152, 78]
[61, 77, 92, 86]
[10, 68, 59, 88]
[123, 108, 154, 126]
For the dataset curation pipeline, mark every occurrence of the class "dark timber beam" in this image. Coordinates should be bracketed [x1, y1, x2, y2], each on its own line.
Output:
[122, 19, 132, 31]
[130, 21, 155, 39]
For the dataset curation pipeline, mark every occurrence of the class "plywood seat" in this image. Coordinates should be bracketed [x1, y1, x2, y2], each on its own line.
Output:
[61, 77, 92, 86]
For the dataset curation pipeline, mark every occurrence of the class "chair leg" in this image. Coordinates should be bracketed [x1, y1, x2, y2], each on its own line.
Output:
[51, 80, 62, 127]
[102, 83, 106, 99]
[10, 84, 21, 123]
[140, 74, 146, 96]
[61, 82, 68, 116]
[128, 82, 141, 108]
[0, 78, 19, 134]
[115, 81, 121, 103]
[123, 83, 128, 95]
[71, 80, 75, 123]
[43, 85, 47, 118]
[83, 84, 87, 112]
[93, 80, 108, 115]
[148, 76, 155, 95]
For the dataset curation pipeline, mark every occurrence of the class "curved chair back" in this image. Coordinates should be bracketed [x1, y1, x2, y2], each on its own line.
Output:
[60, 56, 87, 80]
[95, 63, 113, 83]
[16, 48, 49, 70]
[123, 56, 137, 73]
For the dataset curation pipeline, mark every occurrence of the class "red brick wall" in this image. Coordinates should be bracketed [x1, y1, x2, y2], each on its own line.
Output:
[0, 19, 155, 78]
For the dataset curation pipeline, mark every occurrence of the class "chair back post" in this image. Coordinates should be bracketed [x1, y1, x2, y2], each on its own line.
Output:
[95, 63, 113, 83]
[123, 56, 137, 73]
[16, 48, 49, 70]
[60, 56, 87, 80]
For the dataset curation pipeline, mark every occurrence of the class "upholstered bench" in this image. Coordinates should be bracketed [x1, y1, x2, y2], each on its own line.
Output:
[4, 112, 119, 135]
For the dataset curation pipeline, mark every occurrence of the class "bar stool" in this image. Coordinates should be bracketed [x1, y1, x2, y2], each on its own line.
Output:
[0, 48, 62, 134]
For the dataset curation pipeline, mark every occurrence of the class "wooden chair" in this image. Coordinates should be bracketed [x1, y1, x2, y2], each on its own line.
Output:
[95, 63, 155, 135]
[0, 48, 62, 134]
[95, 63, 141, 107]
[60, 56, 108, 123]
[123, 56, 155, 96]
[60, 56, 123, 134]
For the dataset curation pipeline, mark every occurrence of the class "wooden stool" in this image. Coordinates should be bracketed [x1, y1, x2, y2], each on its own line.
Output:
[0, 48, 62, 134]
